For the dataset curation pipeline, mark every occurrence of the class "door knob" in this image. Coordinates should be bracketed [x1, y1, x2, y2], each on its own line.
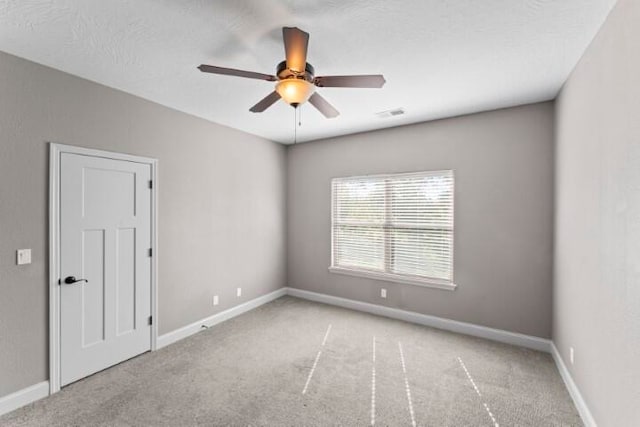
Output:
[62, 276, 88, 285]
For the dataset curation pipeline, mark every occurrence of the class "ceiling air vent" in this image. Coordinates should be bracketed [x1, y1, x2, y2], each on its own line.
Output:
[376, 108, 405, 118]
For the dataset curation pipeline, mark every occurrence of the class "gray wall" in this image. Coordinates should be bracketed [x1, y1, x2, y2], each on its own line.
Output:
[0, 51, 287, 398]
[554, 0, 640, 424]
[287, 102, 555, 338]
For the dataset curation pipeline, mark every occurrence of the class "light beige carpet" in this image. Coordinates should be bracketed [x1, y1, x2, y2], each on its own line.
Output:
[1, 296, 581, 426]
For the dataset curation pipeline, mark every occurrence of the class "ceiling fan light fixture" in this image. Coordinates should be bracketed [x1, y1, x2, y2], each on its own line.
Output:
[276, 78, 315, 106]
[199, 27, 385, 117]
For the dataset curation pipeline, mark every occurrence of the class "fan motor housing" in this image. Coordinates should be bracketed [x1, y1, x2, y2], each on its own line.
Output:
[277, 60, 315, 82]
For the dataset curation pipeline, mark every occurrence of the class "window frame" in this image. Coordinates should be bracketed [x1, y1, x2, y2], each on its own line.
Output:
[329, 170, 456, 291]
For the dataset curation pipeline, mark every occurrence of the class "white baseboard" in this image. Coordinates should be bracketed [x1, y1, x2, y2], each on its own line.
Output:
[551, 343, 597, 427]
[0, 381, 49, 417]
[286, 287, 551, 353]
[157, 287, 287, 349]
[157, 286, 550, 353]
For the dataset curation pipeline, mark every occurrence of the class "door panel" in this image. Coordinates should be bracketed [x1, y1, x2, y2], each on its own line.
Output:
[82, 229, 106, 347]
[60, 152, 151, 386]
[116, 227, 136, 336]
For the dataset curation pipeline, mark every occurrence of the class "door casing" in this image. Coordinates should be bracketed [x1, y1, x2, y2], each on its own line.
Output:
[49, 143, 158, 394]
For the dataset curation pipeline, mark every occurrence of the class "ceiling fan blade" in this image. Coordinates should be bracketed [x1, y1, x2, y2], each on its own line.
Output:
[314, 75, 386, 88]
[282, 27, 309, 73]
[308, 93, 339, 118]
[249, 91, 282, 113]
[198, 64, 276, 81]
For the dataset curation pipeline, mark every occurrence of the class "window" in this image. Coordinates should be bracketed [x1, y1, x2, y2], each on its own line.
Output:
[330, 170, 455, 289]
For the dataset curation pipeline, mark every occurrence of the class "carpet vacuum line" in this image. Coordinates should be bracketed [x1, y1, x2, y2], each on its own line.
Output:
[457, 356, 499, 427]
[398, 342, 417, 427]
[302, 324, 332, 394]
[371, 336, 376, 426]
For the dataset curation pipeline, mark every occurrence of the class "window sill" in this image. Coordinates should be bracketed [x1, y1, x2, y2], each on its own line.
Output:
[328, 266, 457, 291]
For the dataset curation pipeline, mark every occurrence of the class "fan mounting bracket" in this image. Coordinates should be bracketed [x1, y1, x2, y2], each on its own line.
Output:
[276, 60, 315, 82]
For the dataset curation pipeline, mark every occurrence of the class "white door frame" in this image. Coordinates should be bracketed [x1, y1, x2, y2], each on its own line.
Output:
[49, 143, 159, 394]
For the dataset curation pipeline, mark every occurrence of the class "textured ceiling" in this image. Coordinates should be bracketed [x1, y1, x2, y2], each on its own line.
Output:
[0, 0, 617, 144]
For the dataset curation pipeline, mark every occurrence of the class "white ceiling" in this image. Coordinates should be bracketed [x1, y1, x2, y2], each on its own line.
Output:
[0, 0, 617, 144]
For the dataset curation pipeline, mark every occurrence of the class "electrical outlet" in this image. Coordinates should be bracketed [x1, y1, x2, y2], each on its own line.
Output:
[17, 249, 31, 265]
[237, 287, 242, 297]
[570, 347, 574, 364]
[213, 295, 219, 306]
[381, 288, 387, 298]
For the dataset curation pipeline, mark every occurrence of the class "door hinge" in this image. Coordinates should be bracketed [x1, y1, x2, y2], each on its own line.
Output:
[148, 316, 153, 326]
[148, 248, 152, 257]
[148, 180, 153, 189]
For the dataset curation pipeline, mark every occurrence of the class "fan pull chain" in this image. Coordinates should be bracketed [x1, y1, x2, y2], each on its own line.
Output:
[292, 105, 304, 144]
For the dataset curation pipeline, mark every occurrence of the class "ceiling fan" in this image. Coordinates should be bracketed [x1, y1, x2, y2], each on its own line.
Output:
[198, 27, 386, 118]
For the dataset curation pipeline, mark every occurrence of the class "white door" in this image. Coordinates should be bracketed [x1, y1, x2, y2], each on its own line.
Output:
[60, 152, 152, 386]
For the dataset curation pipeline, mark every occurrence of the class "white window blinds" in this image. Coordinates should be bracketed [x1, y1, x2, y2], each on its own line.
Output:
[331, 170, 454, 286]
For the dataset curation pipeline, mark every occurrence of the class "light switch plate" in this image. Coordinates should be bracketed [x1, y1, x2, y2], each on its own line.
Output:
[237, 287, 242, 297]
[213, 295, 219, 306]
[17, 249, 31, 265]
[381, 288, 387, 298]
